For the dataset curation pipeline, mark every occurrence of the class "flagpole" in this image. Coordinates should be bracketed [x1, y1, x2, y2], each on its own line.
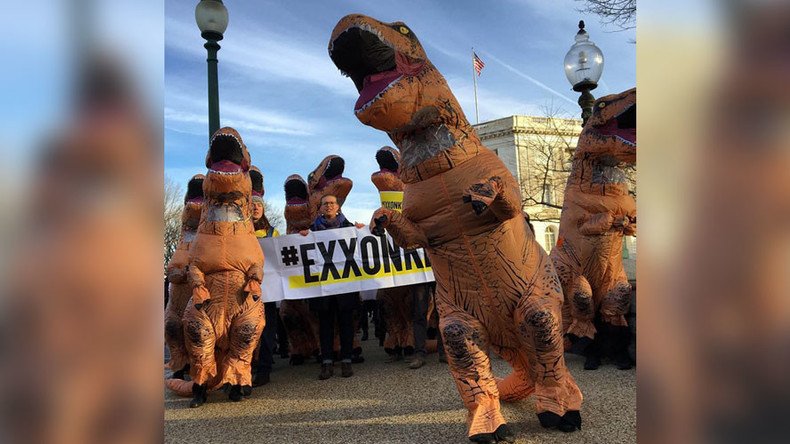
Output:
[472, 48, 479, 124]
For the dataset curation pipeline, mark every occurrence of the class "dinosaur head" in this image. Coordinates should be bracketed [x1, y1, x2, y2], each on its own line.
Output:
[307, 155, 353, 207]
[203, 127, 252, 198]
[249, 165, 264, 199]
[578, 88, 636, 165]
[371, 146, 403, 192]
[283, 174, 312, 233]
[182, 174, 204, 231]
[330, 14, 439, 132]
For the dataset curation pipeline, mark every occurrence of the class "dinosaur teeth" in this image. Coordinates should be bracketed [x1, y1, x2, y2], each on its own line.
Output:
[354, 74, 403, 114]
[207, 169, 243, 176]
[616, 136, 636, 147]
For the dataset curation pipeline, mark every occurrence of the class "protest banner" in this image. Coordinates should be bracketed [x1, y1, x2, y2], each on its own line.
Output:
[260, 226, 434, 302]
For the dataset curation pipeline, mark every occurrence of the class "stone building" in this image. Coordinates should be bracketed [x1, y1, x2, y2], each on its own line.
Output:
[474, 115, 636, 279]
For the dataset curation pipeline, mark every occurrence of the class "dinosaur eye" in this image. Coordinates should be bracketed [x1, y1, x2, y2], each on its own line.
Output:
[598, 102, 607, 108]
[399, 26, 410, 35]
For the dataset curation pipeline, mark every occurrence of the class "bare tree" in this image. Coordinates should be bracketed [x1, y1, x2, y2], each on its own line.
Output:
[576, 0, 636, 31]
[164, 177, 183, 272]
[519, 104, 636, 223]
[519, 104, 577, 222]
[263, 200, 286, 234]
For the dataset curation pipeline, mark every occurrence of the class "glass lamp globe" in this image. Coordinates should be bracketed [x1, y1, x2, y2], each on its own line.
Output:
[195, 0, 229, 37]
[563, 21, 604, 92]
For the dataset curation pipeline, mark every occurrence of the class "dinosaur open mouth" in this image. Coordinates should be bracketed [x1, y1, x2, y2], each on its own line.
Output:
[185, 177, 204, 204]
[375, 149, 399, 173]
[595, 104, 636, 146]
[208, 133, 246, 174]
[250, 169, 264, 196]
[284, 175, 308, 206]
[330, 26, 417, 113]
[310, 156, 346, 191]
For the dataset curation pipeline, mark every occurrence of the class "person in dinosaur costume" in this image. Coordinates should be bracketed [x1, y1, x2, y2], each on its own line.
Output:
[329, 15, 583, 442]
[165, 174, 205, 380]
[182, 127, 265, 407]
[550, 88, 636, 371]
[371, 146, 417, 362]
[279, 155, 356, 365]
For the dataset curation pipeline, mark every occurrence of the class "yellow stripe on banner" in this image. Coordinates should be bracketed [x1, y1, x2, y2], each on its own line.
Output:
[288, 266, 433, 289]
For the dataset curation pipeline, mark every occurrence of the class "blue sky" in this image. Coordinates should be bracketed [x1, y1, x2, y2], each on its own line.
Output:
[165, 0, 636, 224]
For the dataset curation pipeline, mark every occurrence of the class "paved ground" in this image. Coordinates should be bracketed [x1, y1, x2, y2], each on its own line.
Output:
[164, 340, 635, 443]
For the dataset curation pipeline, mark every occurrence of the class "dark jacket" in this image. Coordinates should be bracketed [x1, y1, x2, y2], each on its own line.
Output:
[307, 213, 359, 312]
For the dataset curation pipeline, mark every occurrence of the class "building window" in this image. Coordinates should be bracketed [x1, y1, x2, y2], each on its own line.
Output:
[545, 225, 557, 252]
[542, 184, 553, 205]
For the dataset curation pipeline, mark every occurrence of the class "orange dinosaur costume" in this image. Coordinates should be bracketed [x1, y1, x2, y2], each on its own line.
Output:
[371, 146, 415, 359]
[182, 127, 265, 407]
[165, 174, 204, 379]
[329, 15, 583, 441]
[279, 155, 355, 364]
[551, 88, 636, 370]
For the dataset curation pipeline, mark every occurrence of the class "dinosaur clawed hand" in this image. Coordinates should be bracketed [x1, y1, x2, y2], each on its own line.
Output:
[462, 177, 503, 216]
[369, 208, 393, 235]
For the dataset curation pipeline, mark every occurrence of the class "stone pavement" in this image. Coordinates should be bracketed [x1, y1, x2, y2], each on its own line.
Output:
[165, 340, 635, 443]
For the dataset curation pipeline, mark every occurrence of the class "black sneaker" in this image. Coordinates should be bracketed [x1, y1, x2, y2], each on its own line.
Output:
[252, 372, 270, 387]
[319, 363, 333, 380]
[341, 362, 353, 378]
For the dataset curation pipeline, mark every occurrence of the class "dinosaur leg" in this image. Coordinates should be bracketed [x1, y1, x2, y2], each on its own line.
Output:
[280, 300, 318, 364]
[439, 311, 506, 439]
[182, 302, 217, 386]
[600, 279, 633, 369]
[516, 268, 584, 432]
[164, 285, 191, 377]
[493, 348, 535, 402]
[566, 274, 596, 341]
[222, 298, 264, 389]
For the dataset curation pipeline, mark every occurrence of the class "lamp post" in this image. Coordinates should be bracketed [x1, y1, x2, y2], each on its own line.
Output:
[195, 0, 229, 139]
[564, 20, 604, 127]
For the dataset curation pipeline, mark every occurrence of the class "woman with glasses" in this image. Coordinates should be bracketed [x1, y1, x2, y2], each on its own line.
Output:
[300, 194, 365, 379]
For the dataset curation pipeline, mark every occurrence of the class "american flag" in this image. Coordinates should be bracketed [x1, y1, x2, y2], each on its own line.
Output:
[473, 52, 485, 76]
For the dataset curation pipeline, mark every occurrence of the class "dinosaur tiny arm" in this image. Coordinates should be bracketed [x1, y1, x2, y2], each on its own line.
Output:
[578, 212, 614, 235]
[462, 176, 522, 221]
[244, 264, 263, 301]
[188, 265, 211, 309]
[166, 263, 188, 284]
[370, 207, 428, 250]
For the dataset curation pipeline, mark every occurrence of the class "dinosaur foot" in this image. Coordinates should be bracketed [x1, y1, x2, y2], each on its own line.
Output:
[189, 383, 207, 408]
[469, 424, 515, 443]
[241, 385, 253, 397]
[171, 364, 190, 380]
[228, 384, 244, 402]
[537, 411, 582, 433]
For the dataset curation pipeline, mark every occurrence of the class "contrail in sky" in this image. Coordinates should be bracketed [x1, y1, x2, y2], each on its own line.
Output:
[480, 51, 577, 106]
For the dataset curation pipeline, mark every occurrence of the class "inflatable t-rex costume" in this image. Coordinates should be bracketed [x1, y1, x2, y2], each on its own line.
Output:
[165, 174, 204, 379]
[182, 127, 265, 407]
[329, 15, 583, 441]
[550, 88, 636, 370]
[372, 146, 415, 358]
[279, 155, 355, 363]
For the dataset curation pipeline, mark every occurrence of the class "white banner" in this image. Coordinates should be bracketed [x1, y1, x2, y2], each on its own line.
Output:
[260, 227, 434, 302]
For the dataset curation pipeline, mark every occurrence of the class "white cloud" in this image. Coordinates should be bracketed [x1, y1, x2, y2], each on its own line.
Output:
[166, 16, 354, 97]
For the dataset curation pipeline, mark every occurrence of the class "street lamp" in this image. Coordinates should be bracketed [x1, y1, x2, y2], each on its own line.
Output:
[564, 20, 604, 126]
[195, 0, 229, 139]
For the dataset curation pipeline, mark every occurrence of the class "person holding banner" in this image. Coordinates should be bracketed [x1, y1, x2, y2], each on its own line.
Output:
[300, 194, 365, 379]
[249, 168, 281, 391]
